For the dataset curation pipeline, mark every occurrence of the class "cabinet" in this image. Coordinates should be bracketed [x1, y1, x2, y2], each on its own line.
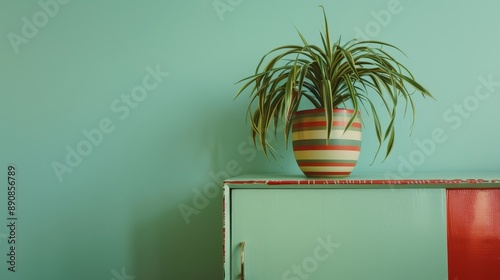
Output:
[223, 175, 500, 280]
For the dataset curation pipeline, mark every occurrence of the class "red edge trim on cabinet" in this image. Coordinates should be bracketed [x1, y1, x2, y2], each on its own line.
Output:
[225, 178, 500, 185]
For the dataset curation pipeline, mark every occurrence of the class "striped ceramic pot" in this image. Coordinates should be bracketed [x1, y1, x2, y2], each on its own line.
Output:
[292, 108, 362, 177]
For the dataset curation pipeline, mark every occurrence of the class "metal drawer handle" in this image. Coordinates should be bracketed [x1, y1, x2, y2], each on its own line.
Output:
[240, 242, 245, 280]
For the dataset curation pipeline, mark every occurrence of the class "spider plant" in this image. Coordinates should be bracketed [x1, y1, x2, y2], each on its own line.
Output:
[235, 6, 433, 162]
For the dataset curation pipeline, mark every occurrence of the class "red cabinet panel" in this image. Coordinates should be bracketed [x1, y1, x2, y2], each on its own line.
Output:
[447, 189, 500, 280]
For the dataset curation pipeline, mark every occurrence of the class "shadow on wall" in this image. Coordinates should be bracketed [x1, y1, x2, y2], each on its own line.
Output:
[132, 195, 223, 279]
[202, 102, 302, 176]
[128, 102, 297, 279]
[126, 102, 242, 279]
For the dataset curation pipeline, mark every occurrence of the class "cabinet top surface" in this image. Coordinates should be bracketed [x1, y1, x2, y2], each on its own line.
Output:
[223, 173, 500, 189]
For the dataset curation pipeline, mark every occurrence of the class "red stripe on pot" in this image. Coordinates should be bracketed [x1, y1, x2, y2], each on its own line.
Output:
[298, 162, 357, 167]
[293, 108, 356, 115]
[293, 121, 362, 129]
[303, 171, 352, 177]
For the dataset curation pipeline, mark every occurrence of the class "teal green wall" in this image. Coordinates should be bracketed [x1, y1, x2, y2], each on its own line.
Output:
[0, 0, 499, 279]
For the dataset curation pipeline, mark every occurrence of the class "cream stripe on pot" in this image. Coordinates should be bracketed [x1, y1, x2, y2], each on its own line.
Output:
[292, 130, 362, 141]
[293, 150, 361, 161]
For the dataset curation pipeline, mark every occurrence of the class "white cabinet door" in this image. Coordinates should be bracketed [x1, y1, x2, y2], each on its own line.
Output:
[231, 188, 447, 280]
